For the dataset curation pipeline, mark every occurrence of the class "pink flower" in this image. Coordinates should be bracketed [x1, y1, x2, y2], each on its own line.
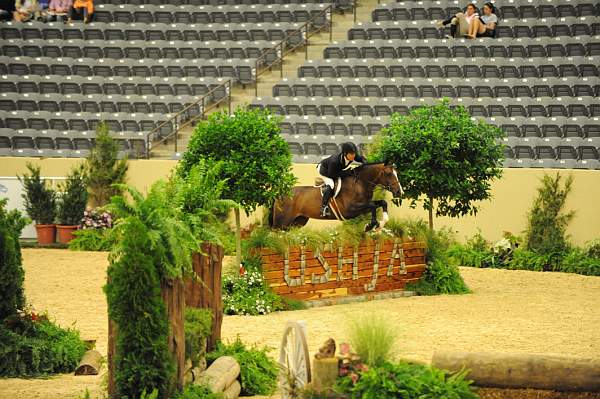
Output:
[350, 373, 359, 384]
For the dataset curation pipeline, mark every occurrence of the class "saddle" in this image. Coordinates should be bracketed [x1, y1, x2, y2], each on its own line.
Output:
[314, 177, 342, 199]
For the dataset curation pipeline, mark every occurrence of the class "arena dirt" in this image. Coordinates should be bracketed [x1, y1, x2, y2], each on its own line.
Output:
[0, 249, 598, 399]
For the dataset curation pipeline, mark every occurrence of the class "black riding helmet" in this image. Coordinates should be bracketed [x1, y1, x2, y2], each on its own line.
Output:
[341, 142, 358, 155]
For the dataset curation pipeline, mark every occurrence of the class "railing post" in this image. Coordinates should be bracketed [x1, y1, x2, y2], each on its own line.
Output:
[305, 24, 309, 60]
[354, 0, 357, 23]
[280, 41, 284, 78]
[330, 6, 333, 42]
[228, 81, 232, 114]
[174, 117, 178, 154]
[255, 58, 259, 97]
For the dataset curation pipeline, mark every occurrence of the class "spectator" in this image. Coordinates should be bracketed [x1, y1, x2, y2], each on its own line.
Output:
[467, 2, 498, 38]
[437, 3, 479, 38]
[68, 0, 92, 23]
[44, 0, 72, 21]
[0, 0, 16, 21]
[13, 0, 39, 21]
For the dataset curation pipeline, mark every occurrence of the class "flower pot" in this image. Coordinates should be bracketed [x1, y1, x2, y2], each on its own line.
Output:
[35, 224, 56, 245]
[57, 225, 79, 244]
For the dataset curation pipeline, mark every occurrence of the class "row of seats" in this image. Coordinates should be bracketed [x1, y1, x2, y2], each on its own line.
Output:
[1, 74, 231, 98]
[0, 92, 203, 117]
[299, 57, 599, 79]
[324, 37, 600, 59]
[0, 22, 307, 43]
[272, 76, 600, 98]
[0, 133, 146, 158]
[348, 18, 600, 40]
[92, 3, 329, 24]
[251, 96, 600, 118]
[372, 2, 600, 21]
[283, 140, 600, 169]
[97, 0, 332, 4]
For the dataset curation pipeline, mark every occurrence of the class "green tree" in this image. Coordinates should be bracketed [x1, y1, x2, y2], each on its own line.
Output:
[0, 198, 28, 321]
[524, 173, 574, 255]
[85, 122, 128, 207]
[18, 163, 56, 225]
[370, 100, 504, 230]
[178, 107, 296, 267]
[57, 165, 88, 225]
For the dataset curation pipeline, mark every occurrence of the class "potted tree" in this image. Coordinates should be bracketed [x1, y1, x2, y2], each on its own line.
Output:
[18, 163, 57, 245]
[56, 165, 88, 244]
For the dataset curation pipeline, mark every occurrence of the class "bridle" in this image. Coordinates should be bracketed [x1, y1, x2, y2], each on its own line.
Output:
[351, 165, 400, 194]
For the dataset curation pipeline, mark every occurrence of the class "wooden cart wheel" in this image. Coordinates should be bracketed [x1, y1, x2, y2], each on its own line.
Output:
[279, 320, 312, 398]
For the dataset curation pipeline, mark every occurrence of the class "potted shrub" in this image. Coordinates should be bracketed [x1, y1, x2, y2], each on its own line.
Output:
[56, 165, 88, 244]
[18, 163, 57, 244]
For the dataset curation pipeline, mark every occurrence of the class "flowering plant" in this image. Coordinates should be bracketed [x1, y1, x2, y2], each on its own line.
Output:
[80, 207, 113, 230]
[222, 270, 282, 316]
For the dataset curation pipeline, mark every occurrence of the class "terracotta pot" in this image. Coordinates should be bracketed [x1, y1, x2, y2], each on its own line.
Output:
[57, 225, 79, 244]
[35, 224, 56, 245]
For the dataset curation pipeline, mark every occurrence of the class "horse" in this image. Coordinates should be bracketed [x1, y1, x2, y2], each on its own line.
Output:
[269, 163, 404, 231]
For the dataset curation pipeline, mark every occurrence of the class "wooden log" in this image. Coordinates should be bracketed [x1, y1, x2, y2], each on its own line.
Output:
[432, 351, 600, 392]
[197, 356, 240, 393]
[312, 358, 340, 393]
[75, 349, 103, 375]
[222, 380, 241, 399]
[161, 278, 186, 392]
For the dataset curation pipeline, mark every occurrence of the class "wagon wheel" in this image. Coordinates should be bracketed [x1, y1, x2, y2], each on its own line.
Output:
[279, 320, 312, 398]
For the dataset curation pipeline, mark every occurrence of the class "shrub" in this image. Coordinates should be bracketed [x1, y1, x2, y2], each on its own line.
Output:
[558, 248, 600, 276]
[18, 163, 56, 224]
[407, 258, 471, 296]
[69, 228, 114, 251]
[57, 165, 88, 226]
[335, 361, 478, 399]
[222, 270, 282, 315]
[207, 337, 278, 396]
[524, 173, 574, 256]
[104, 218, 174, 398]
[173, 384, 222, 399]
[584, 239, 600, 259]
[0, 313, 86, 377]
[85, 122, 128, 207]
[184, 308, 212, 368]
[348, 314, 397, 367]
[0, 198, 28, 321]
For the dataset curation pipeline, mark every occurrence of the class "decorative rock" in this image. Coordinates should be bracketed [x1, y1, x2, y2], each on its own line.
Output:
[196, 356, 240, 393]
[315, 338, 336, 359]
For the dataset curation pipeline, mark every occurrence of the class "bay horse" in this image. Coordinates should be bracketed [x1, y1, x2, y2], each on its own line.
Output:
[269, 163, 404, 231]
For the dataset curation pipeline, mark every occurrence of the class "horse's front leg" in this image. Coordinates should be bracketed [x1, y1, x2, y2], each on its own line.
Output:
[374, 200, 389, 228]
[364, 202, 380, 232]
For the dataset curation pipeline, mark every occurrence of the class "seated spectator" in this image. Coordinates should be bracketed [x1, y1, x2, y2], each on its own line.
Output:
[44, 0, 71, 21]
[467, 2, 498, 38]
[68, 0, 92, 23]
[437, 3, 479, 38]
[0, 0, 16, 21]
[13, 0, 39, 21]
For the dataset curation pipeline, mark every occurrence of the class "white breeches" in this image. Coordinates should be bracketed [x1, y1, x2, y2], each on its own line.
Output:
[316, 165, 335, 189]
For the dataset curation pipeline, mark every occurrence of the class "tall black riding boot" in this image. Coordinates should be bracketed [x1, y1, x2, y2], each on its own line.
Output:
[320, 186, 333, 217]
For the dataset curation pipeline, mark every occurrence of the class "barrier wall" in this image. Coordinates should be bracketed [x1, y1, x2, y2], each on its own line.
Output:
[258, 239, 426, 301]
[1, 157, 599, 244]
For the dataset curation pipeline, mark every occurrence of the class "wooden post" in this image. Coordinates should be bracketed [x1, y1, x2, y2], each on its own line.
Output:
[186, 243, 224, 351]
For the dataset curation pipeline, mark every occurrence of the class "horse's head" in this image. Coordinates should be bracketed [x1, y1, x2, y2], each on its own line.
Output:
[374, 163, 404, 198]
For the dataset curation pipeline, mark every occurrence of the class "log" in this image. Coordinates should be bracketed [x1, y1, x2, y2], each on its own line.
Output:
[196, 356, 240, 393]
[312, 358, 340, 393]
[75, 350, 103, 375]
[223, 380, 241, 399]
[432, 351, 600, 392]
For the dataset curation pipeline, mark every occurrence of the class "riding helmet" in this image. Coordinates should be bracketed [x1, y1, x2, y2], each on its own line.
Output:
[341, 142, 358, 155]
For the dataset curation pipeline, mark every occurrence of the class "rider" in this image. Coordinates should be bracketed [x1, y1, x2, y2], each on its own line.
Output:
[317, 142, 367, 217]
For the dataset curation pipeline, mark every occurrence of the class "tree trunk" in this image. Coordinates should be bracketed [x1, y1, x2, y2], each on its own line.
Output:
[428, 202, 434, 231]
[234, 207, 242, 271]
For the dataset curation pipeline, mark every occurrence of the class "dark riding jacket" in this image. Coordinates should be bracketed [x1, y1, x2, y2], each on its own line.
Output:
[319, 152, 367, 179]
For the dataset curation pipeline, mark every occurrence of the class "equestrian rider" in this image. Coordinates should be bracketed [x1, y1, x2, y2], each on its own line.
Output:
[317, 142, 367, 217]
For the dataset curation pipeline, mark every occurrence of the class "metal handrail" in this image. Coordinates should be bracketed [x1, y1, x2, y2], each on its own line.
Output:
[145, 79, 232, 158]
[254, 3, 334, 96]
